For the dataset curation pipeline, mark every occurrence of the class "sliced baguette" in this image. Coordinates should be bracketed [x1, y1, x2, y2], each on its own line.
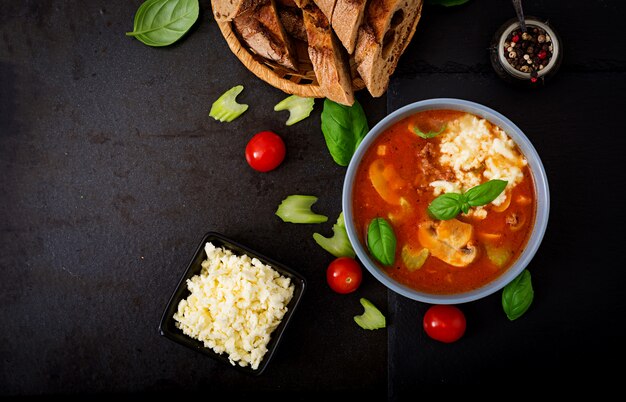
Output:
[233, 0, 299, 71]
[278, 6, 308, 42]
[276, 0, 298, 6]
[298, 0, 355, 105]
[355, 0, 423, 97]
[213, 0, 264, 21]
[312, 0, 337, 21]
[331, 0, 367, 54]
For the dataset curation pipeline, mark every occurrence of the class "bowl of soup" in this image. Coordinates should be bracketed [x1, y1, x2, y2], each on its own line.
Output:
[342, 98, 549, 304]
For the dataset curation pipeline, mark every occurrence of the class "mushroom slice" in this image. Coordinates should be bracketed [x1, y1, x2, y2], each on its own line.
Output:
[418, 219, 478, 267]
[368, 159, 405, 205]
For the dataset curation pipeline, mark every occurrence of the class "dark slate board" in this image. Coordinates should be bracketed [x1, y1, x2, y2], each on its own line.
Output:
[386, 0, 626, 390]
[0, 0, 387, 397]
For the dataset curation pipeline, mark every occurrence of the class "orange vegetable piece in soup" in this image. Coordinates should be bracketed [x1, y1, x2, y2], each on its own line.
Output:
[352, 110, 536, 294]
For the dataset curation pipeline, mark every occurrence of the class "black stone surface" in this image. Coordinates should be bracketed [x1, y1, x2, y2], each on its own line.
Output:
[0, 0, 386, 397]
[387, 0, 626, 392]
[1, 0, 625, 397]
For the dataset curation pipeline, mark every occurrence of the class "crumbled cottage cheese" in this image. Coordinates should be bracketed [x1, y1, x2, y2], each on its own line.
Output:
[173, 242, 294, 370]
[430, 113, 527, 218]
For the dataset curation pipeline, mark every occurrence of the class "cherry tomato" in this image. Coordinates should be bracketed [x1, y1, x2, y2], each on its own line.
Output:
[245, 131, 286, 172]
[423, 305, 466, 343]
[326, 257, 363, 294]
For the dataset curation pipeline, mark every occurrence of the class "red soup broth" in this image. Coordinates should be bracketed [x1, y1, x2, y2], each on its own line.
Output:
[352, 110, 536, 294]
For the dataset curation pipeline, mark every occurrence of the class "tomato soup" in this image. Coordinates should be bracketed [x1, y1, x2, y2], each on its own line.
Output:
[352, 110, 536, 294]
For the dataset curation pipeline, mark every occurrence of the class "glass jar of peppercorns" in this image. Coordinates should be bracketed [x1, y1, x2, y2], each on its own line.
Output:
[490, 16, 562, 87]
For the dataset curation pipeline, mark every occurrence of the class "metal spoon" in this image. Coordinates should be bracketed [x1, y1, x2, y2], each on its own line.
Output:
[512, 0, 527, 32]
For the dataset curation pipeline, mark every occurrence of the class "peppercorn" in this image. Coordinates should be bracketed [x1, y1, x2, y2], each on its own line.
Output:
[503, 24, 554, 76]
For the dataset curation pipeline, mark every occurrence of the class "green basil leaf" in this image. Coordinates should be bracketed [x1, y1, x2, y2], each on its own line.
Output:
[460, 200, 470, 215]
[426, 0, 471, 7]
[320, 99, 369, 166]
[126, 0, 199, 47]
[412, 124, 447, 139]
[502, 270, 534, 321]
[464, 179, 508, 207]
[427, 193, 463, 220]
[367, 218, 397, 266]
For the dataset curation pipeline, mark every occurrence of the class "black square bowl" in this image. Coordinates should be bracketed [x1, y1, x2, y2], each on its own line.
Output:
[159, 231, 306, 376]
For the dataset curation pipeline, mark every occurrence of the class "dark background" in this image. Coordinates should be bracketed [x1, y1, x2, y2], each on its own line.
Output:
[1, 0, 624, 398]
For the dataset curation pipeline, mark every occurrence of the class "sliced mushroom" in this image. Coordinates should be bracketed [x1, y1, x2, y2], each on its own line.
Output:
[506, 212, 527, 231]
[492, 191, 511, 212]
[388, 197, 412, 224]
[368, 159, 405, 205]
[418, 219, 478, 267]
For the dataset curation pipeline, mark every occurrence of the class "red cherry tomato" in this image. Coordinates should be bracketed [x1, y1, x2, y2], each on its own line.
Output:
[423, 305, 466, 343]
[245, 131, 286, 172]
[326, 257, 363, 294]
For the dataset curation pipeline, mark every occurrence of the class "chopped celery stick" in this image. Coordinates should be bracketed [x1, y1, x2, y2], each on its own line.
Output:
[401, 245, 429, 271]
[354, 298, 386, 330]
[209, 85, 248, 122]
[485, 244, 512, 268]
[275, 195, 328, 224]
[313, 212, 355, 258]
[274, 95, 314, 126]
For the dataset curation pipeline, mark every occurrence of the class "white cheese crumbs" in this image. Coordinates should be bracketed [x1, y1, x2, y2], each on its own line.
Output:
[173, 242, 295, 370]
[430, 114, 527, 218]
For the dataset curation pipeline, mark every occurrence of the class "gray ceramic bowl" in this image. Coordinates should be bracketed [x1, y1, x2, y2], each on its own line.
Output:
[342, 98, 549, 304]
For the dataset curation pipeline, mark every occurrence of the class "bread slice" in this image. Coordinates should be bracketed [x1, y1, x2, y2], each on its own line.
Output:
[213, 0, 264, 21]
[297, 0, 355, 105]
[233, 0, 299, 71]
[312, 0, 337, 21]
[355, 0, 424, 97]
[278, 6, 307, 42]
[276, 0, 298, 6]
[331, 0, 367, 54]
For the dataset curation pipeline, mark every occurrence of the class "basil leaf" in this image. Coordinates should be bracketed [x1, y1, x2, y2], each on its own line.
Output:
[502, 270, 534, 321]
[426, 0, 471, 6]
[126, 0, 199, 47]
[367, 218, 397, 266]
[464, 179, 508, 207]
[412, 124, 447, 139]
[427, 193, 463, 220]
[320, 99, 369, 166]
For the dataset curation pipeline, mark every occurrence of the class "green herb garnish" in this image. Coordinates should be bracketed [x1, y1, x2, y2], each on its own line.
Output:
[313, 212, 355, 258]
[354, 298, 386, 330]
[274, 95, 315, 126]
[320, 98, 369, 166]
[275, 195, 328, 224]
[126, 0, 199, 47]
[428, 180, 508, 220]
[502, 270, 534, 321]
[367, 218, 397, 266]
[412, 124, 447, 139]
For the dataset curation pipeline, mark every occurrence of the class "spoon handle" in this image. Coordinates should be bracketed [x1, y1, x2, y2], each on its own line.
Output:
[512, 0, 527, 32]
